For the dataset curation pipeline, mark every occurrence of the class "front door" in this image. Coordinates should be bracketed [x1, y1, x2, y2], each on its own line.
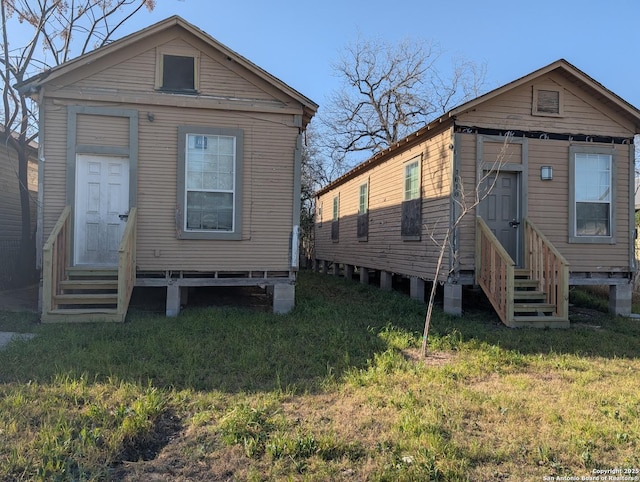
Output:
[480, 171, 522, 266]
[74, 155, 130, 266]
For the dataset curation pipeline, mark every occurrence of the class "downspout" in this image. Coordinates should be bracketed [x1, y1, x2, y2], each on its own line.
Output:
[290, 115, 303, 272]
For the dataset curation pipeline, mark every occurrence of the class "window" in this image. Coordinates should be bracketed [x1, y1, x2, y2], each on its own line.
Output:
[358, 181, 369, 240]
[569, 145, 615, 243]
[177, 126, 243, 240]
[358, 182, 369, 214]
[533, 86, 563, 116]
[402, 157, 422, 239]
[404, 160, 420, 200]
[331, 195, 339, 241]
[156, 49, 199, 93]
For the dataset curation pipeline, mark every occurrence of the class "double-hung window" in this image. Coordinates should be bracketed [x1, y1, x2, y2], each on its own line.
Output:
[569, 145, 615, 243]
[358, 181, 369, 240]
[402, 157, 422, 239]
[331, 194, 339, 241]
[177, 126, 243, 240]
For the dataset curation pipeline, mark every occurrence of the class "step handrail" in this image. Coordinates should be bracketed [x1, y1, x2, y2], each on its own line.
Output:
[476, 216, 515, 324]
[117, 207, 137, 320]
[524, 218, 570, 320]
[42, 206, 72, 314]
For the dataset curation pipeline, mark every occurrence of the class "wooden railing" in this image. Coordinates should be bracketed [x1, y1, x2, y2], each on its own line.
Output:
[524, 219, 570, 320]
[117, 207, 137, 320]
[476, 217, 515, 324]
[42, 206, 71, 314]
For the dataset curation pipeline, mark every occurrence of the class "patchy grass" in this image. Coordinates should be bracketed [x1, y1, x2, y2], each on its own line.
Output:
[0, 271, 639, 480]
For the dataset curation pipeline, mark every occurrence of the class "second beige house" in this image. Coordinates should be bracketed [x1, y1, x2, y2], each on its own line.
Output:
[315, 59, 640, 327]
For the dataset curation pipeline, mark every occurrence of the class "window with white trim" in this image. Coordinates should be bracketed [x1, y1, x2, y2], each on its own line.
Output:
[569, 145, 615, 243]
[404, 159, 420, 201]
[358, 181, 369, 241]
[177, 126, 243, 240]
[358, 182, 369, 214]
[402, 157, 422, 239]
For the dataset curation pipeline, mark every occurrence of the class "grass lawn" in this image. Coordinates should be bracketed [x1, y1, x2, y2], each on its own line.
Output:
[0, 271, 639, 481]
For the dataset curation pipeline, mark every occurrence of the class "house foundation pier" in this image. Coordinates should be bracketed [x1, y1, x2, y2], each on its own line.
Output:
[380, 271, 393, 291]
[610, 283, 632, 316]
[359, 266, 369, 284]
[410, 277, 425, 302]
[444, 283, 462, 316]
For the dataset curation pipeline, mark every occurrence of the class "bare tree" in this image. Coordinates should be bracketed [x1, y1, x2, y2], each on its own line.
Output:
[320, 35, 486, 171]
[0, 0, 156, 284]
[421, 133, 513, 358]
[300, 124, 332, 267]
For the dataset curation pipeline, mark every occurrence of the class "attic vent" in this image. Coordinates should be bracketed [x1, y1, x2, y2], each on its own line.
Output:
[533, 87, 563, 117]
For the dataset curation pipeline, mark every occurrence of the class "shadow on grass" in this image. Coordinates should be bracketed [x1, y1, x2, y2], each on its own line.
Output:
[1, 272, 638, 393]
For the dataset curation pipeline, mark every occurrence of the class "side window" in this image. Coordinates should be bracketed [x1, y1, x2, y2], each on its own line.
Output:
[177, 126, 243, 240]
[402, 157, 422, 239]
[358, 181, 369, 241]
[569, 145, 615, 244]
[156, 49, 200, 93]
[331, 194, 339, 242]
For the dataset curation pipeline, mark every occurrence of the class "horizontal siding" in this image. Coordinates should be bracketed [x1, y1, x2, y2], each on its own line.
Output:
[42, 100, 69, 237]
[77, 114, 130, 147]
[0, 147, 38, 241]
[315, 127, 454, 282]
[70, 35, 277, 103]
[527, 139, 631, 272]
[41, 96, 300, 272]
[458, 72, 636, 138]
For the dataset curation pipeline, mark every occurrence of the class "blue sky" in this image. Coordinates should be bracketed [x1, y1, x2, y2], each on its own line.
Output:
[122, 0, 640, 113]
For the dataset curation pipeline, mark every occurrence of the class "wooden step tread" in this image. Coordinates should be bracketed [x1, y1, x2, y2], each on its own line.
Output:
[513, 290, 546, 300]
[66, 268, 118, 278]
[54, 294, 117, 305]
[513, 303, 556, 312]
[48, 308, 119, 315]
[514, 279, 539, 288]
[60, 280, 118, 289]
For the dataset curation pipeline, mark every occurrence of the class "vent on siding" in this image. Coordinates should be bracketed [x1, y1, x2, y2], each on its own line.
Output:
[537, 90, 559, 113]
[533, 87, 563, 116]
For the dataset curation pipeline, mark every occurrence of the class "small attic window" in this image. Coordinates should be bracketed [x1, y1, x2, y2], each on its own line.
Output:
[533, 87, 563, 116]
[156, 48, 200, 93]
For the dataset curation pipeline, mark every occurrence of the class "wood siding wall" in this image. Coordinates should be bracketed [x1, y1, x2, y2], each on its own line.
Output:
[315, 69, 636, 281]
[315, 127, 454, 282]
[40, 32, 304, 273]
[0, 146, 37, 241]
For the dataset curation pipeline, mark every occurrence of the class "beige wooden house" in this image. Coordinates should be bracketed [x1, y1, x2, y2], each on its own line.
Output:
[315, 60, 640, 327]
[0, 131, 38, 287]
[18, 16, 317, 322]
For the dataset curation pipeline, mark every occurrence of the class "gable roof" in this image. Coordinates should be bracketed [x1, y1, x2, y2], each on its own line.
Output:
[316, 59, 640, 196]
[17, 15, 318, 127]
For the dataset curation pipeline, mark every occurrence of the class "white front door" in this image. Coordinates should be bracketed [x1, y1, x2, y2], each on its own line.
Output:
[74, 155, 130, 266]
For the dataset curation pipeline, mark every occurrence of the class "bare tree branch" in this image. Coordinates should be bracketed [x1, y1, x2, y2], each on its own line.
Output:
[319, 35, 487, 174]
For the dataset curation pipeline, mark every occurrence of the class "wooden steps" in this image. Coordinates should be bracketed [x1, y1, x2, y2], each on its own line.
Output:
[510, 270, 569, 328]
[42, 267, 124, 323]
